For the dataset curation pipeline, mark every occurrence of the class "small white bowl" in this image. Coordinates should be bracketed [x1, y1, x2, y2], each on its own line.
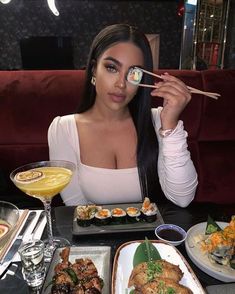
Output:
[155, 224, 187, 246]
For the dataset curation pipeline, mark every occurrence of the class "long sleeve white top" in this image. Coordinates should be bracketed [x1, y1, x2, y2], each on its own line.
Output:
[48, 107, 198, 207]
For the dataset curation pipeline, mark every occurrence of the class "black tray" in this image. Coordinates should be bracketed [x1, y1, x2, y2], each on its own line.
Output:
[72, 203, 164, 236]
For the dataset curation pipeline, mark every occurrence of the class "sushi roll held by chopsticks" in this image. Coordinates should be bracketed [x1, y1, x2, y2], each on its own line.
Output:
[126, 67, 221, 100]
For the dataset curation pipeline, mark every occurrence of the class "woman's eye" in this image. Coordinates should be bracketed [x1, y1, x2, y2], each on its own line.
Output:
[105, 64, 118, 73]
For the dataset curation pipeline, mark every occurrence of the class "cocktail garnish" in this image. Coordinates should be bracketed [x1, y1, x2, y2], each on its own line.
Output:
[126, 67, 143, 85]
[15, 170, 45, 184]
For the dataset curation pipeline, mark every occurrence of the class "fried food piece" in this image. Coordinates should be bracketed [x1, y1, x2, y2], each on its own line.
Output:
[54, 272, 74, 286]
[72, 258, 98, 280]
[83, 277, 102, 292]
[51, 283, 71, 294]
[140, 278, 193, 294]
[128, 260, 183, 288]
[54, 247, 71, 273]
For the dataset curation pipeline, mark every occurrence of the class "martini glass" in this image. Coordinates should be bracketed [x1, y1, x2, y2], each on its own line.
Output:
[10, 160, 75, 261]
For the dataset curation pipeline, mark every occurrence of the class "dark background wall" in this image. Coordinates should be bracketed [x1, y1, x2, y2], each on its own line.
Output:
[0, 0, 183, 70]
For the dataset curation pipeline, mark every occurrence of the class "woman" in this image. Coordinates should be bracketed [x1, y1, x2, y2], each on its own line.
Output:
[48, 24, 198, 207]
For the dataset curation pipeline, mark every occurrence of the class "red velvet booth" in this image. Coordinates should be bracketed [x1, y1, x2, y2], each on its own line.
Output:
[0, 69, 234, 207]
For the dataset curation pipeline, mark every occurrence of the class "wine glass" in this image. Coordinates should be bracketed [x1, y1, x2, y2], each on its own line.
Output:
[10, 160, 75, 261]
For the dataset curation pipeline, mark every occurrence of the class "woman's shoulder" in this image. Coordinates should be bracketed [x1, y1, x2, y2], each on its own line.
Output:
[48, 114, 76, 136]
[51, 114, 75, 125]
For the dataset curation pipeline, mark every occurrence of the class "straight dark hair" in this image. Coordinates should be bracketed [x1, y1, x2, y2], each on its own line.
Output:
[77, 24, 162, 202]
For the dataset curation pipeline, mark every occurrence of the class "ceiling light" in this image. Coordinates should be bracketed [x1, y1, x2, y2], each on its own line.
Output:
[47, 0, 59, 16]
[0, 0, 12, 4]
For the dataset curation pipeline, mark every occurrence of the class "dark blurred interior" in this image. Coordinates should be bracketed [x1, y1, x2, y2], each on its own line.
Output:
[0, 0, 234, 71]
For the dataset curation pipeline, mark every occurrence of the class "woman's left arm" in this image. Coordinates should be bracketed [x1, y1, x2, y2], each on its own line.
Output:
[151, 75, 198, 207]
[155, 113, 198, 207]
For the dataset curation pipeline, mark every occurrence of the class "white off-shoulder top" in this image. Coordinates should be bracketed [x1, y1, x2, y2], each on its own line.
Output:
[48, 108, 198, 207]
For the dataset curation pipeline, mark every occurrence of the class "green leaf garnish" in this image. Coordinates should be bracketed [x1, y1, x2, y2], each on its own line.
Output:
[205, 215, 222, 235]
[133, 237, 161, 267]
[63, 268, 78, 284]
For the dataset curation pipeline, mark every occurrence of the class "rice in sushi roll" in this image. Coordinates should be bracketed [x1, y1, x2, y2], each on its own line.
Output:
[126, 207, 141, 223]
[141, 197, 158, 223]
[94, 208, 111, 226]
[111, 208, 126, 224]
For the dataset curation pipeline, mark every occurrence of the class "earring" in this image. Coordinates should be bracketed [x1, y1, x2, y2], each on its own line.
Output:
[91, 76, 96, 86]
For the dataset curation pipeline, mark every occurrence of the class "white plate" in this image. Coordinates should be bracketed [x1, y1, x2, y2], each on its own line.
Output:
[42, 246, 111, 294]
[112, 240, 205, 294]
[185, 222, 235, 283]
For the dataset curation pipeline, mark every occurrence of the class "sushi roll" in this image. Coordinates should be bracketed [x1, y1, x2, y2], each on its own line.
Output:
[94, 209, 111, 226]
[141, 197, 158, 223]
[201, 216, 235, 266]
[76, 204, 100, 227]
[126, 207, 141, 223]
[111, 208, 126, 224]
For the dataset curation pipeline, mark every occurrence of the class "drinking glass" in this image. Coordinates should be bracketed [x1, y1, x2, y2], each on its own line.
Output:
[18, 239, 45, 290]
[10, 160, 75, 260]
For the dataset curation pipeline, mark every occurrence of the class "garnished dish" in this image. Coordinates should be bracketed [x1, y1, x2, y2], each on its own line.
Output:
[48, 247, 103, 293]
[42, 246, 111, 294]
[75, 198, 158, 228]
[200, 216, 235, 267]
[112, 239, 204, 294]
[185, 216, 235, 282]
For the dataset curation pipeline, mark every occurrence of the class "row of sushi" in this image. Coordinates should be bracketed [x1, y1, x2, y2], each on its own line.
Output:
[76, 197, 158, 227]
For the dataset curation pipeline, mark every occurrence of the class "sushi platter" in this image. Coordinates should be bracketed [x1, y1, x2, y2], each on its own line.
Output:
[72, 199, 164, 236]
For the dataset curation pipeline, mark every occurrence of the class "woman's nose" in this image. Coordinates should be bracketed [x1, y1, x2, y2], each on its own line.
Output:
[115, 73, 126, 89]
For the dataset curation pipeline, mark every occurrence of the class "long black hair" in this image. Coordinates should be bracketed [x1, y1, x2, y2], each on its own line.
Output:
[77, 24, 162, 202]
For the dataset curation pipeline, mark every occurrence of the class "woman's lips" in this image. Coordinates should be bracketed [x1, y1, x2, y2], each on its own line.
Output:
[109, 93, 126, 103]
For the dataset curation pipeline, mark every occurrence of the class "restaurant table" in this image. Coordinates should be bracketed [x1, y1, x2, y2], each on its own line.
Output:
[1, 201, 234, 293]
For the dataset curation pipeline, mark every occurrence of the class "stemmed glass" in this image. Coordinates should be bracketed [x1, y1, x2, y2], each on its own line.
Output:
[10, 160, 75, 261]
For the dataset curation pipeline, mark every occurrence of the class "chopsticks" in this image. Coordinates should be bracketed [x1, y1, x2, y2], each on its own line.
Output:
[137, 68, 220, 100]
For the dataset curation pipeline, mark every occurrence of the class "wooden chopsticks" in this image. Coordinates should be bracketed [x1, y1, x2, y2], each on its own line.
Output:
[137, 68, 220, 100]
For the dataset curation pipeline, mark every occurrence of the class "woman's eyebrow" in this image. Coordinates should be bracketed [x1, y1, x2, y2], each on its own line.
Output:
[103, 56, 122, 66]
[103, 56, 144, 70]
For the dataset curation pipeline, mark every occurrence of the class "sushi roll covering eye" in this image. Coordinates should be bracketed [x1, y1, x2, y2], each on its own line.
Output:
[126, 67, 143, 85]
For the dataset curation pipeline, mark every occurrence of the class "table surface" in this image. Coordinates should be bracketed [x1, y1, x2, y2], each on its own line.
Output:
[1, 201, 235, 293]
